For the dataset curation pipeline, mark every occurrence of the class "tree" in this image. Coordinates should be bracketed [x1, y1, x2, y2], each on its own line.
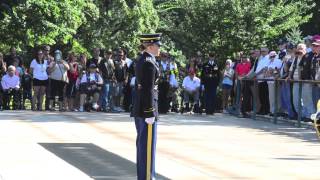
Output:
[0, 0, 98, 53]
[301, 0, 320, 35]
[76, 0, 159, 57]
[157, 0, 314, 61]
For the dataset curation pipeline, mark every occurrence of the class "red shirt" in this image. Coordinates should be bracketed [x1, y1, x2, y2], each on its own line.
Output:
[67, 63, 79, 81]
[235, 62, 251, 76]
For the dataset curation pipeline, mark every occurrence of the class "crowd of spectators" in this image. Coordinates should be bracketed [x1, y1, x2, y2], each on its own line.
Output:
[0, 35, 320, 123]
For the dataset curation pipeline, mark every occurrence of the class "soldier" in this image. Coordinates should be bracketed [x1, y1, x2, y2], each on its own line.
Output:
[131, 33, 161, 180]
[201, 52, 221, 115]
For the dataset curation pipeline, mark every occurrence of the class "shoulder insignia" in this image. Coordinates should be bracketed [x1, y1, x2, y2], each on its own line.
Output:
[146, 57, 155, 64]
[146, 57, 152, 61]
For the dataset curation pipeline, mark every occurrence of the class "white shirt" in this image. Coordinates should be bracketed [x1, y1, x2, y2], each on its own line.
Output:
[266, 58, 282, 83]
[125, 58, 133, 68]
[80, 73, 103, 84]
[30, 59, 48, 80]
[255, 55, 270, 79]
[1, 74, 20, 90]
[208, 60, 215, 65]
[182, 76, 201, 92]
[49, 62, 69, 82]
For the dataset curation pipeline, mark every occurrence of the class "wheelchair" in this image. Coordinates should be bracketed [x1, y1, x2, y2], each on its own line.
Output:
[179, 90, 202, 114]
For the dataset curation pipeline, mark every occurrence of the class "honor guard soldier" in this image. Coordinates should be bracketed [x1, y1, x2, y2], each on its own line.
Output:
[201, 52, 221, 115]
[131, 33, 161, 180]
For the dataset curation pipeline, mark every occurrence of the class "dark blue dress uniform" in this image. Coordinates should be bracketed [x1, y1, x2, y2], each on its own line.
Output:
[201, 60, 221, 114]
[131, 34, 161, 180]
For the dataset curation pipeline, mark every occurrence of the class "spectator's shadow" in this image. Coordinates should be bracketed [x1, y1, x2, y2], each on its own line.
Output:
[39, 143, 169, 180]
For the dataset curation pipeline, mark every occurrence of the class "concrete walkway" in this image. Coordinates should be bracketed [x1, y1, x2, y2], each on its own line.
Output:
[0, 111, 319, 180]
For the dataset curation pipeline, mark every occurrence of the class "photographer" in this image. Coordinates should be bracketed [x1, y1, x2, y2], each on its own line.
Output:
[79, 64, 103, 112]
[1, 66, 20, 110]
[47, 50, 69, 111]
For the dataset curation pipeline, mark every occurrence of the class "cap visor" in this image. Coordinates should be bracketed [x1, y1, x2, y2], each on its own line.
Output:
[155, 41, 162, 46]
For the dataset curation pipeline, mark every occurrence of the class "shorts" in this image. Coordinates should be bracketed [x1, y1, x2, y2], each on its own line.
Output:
[222, 84, 232, 90]
[66, 80, 77, 98]
[33, 78, 48, 86]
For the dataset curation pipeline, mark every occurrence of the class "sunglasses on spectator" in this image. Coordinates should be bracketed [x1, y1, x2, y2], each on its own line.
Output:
[270, 56, 276, 58]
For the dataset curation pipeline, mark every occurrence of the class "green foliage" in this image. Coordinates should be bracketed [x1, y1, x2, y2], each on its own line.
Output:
[157, 0, 314, 61]
[286, 27, 304, 45]
[75, 0, 159, 58]
[0, 0, 98, 51]
[0, 0, 316, 64]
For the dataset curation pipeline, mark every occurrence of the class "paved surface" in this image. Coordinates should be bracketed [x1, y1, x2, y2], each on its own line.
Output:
[0, 111, 320, 180]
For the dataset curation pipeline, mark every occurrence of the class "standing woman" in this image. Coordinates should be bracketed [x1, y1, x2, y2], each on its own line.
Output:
[221, 59, 234, 113]
[47, 50, 69, 111]
[30, 49, 49, 111]
[66, 52, 79, 111]
[74, 53, 87, 110]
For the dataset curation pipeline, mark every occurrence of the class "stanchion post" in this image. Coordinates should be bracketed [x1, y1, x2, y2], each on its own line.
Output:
[273, 79, 278, 124]
[252, 79, 257, 120]
[298, 81, 302, 128]
[236, 79, 241, 116]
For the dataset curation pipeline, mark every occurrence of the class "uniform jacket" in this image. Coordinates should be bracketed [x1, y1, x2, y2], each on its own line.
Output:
[131, 52, 160, 119]
[201, 61, 221, 88]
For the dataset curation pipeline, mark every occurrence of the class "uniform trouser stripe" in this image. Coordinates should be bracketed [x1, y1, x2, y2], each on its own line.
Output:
[135, 117, 157, 180]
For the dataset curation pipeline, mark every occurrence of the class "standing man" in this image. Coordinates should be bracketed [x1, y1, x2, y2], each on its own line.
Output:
[99, 49, 115, 112]
[113, 48, 128, 112]
[299, 38, 320, 121]
[131, 33, 161, 180]
[4, 47, 22, 68]
[86, 48, 102, 69]
[201, 52, 220, 115]
[255, 47, 270, 115]
[158, 52, 171, 113]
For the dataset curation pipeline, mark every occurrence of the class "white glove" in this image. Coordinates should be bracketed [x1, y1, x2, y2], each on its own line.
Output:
[145, 117, 155, 124]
